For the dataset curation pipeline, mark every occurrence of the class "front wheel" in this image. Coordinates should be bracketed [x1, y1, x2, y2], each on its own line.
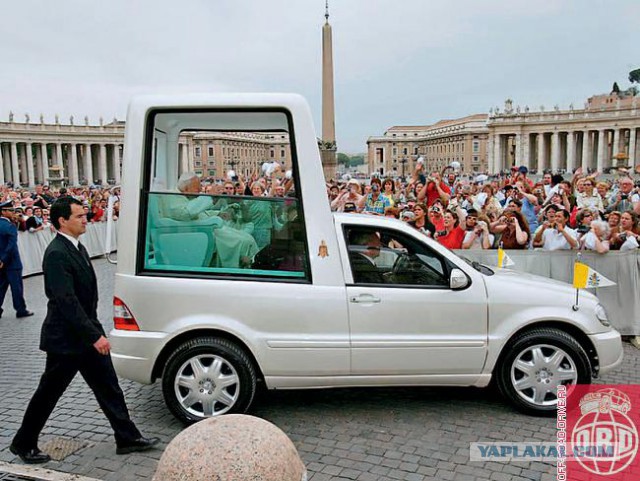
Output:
[496, 328, 591, 416]
[162, 337, 257, 424]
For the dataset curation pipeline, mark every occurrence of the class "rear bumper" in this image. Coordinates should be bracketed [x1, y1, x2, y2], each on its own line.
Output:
[109, 329, 168, 384]
[589, 329, 623, 376]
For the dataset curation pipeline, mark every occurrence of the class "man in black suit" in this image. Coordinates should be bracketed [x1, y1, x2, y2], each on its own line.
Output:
[0, 201, 33, 319]
[10, 197, 159, 464]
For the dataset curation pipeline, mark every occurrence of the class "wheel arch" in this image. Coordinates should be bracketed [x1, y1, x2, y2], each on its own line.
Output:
[492, 321, 599, 378]
[151, 328, 265, 383]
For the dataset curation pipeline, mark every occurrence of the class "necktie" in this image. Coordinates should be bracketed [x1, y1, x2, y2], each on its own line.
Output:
[78, 243, 92, 266]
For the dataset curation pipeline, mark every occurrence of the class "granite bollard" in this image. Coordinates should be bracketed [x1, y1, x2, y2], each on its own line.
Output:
[153, 414, 307, 481]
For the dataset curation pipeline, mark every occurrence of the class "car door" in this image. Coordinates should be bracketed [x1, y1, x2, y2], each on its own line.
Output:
[341, 223, 488, 376]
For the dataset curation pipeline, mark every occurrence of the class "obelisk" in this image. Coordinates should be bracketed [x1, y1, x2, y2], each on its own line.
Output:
[320, 0, 337, 180]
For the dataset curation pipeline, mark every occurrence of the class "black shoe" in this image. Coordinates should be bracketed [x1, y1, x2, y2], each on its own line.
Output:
[16, 311, 34, 318]
[116, 436, 160, 455]
[9, 444, 51, 464]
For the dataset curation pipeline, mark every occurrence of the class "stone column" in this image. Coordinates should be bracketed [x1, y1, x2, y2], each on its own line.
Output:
[18, 145, 27, 185]
[10, 142, 20, 186]
[629, 128, 637, 167]
[2, 144, 11, 184]
[113, 144, 121, 184]
[99, 144, 108, 185]
[487, 135, 494, 173]
[181, 143, 189, 173]
[514, 134, 521, 166]
[551, 132, 560, 173]
[55, 143, 65, 180]
[522, 134, 530, 169]
[537, 133, 545, 172]
[26, 143, 36, 187]
[85, 144, 94, 184]
[612, 128, 621, 157]
[566, 132, 575, 173]
[70, 144, 79, 186]
[581, 131, 590, 171]
[40, 144, 50, 184]
[597, 130, 606, 172]
[34, 143, 43, 183]
[0, 143, 5, 185]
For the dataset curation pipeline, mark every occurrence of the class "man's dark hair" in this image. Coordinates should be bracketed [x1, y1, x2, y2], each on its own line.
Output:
[50, 197, 83, 230]
[551, 174, 564, 186]
[557, 208, 570, 220]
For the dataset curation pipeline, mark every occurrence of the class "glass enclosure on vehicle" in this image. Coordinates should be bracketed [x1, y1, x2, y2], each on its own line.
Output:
[139, 110, 310, 280]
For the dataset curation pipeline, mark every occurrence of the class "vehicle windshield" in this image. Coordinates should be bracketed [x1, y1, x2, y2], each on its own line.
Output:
[459, 256, 495, 276]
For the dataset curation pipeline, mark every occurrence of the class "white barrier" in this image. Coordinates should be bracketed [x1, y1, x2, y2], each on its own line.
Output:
[454, 250, 640, 335]
[18, 222, 118, 276]
[17, 226, 638, 334]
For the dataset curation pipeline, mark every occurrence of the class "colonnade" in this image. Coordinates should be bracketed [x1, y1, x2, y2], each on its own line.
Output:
[0, 141, 122, 187]
[490, 127, 639, 173]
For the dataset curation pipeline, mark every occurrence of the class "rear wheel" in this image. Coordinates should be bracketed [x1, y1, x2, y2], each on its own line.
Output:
[162, 337, 257, 424]
[496, 328, 591, 416]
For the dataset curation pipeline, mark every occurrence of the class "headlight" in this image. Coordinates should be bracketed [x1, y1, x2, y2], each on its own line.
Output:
[595, 304, 611, 327]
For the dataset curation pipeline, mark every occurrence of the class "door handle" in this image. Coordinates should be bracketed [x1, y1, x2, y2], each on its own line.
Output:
[350, 295, 381, 304]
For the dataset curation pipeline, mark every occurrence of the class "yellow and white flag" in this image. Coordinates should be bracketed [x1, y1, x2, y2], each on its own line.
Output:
[497, 248, 515, 268]
[573, 262, 616, 289]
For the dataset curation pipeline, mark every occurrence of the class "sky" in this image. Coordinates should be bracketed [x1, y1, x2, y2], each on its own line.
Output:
[1, 0, 638, 153]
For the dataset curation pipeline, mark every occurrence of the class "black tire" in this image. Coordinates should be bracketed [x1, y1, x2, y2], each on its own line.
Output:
[162, 337, 257, 424]
[496, 327, 591, 417]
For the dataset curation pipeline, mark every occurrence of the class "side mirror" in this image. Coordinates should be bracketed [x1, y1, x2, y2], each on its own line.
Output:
[450, 268, 469, 290]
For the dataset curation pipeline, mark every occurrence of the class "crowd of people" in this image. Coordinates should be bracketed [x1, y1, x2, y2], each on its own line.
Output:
[0, 184, 120, 233]
[328, 163, 640, 253]
[3, 161, 640, 255]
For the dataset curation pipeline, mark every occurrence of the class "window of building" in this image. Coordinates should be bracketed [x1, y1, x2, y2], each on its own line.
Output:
[403, 148, 408, 155]
[208, 146, 214, 156]
[473, 141, 480, 153]
[281, 150, 285, 158]
[194, 146, 201, 158]
[392, 147, 397, 155]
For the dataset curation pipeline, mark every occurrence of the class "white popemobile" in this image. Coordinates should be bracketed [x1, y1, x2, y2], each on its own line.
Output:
[109, 93, 623, 423]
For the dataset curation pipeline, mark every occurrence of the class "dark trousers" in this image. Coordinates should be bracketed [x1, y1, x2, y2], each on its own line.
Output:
[0, 268, 27, 315]
[12, 350, 141, 449]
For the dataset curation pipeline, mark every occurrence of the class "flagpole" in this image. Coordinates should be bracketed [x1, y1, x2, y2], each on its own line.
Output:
[572, 252, 582, 311]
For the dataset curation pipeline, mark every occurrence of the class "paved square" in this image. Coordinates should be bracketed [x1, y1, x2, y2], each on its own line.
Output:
[0, 259, 636, 481]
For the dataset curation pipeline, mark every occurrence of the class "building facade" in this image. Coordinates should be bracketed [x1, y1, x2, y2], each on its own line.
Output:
[366, 114, 489, 177]
[488, 92, 640, 174]
[0, 114, 293, 187]
[0, 116, 124, 187]
[184, 131, 291, 179]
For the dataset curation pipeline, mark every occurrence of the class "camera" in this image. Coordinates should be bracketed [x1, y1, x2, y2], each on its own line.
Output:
[620, 194, 628, 200]
[431, 206, 441, 213]
[577, 225, 589, 234]
[618, 232, 628, 241]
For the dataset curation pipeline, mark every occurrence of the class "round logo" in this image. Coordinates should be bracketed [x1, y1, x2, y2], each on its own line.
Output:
[571, 388, 639, 475]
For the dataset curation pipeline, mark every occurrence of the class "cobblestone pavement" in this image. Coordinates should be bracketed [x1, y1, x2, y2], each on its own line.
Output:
[0, 258, 637, 481]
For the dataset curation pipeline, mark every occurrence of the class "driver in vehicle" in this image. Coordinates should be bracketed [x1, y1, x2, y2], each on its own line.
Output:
[347, 230, 385, 284]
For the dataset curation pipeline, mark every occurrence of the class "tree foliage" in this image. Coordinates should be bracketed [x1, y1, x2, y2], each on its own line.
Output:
[337, 153, 366, 167]
[629, 68, 640, 84]
[337, 152, 351, 166]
